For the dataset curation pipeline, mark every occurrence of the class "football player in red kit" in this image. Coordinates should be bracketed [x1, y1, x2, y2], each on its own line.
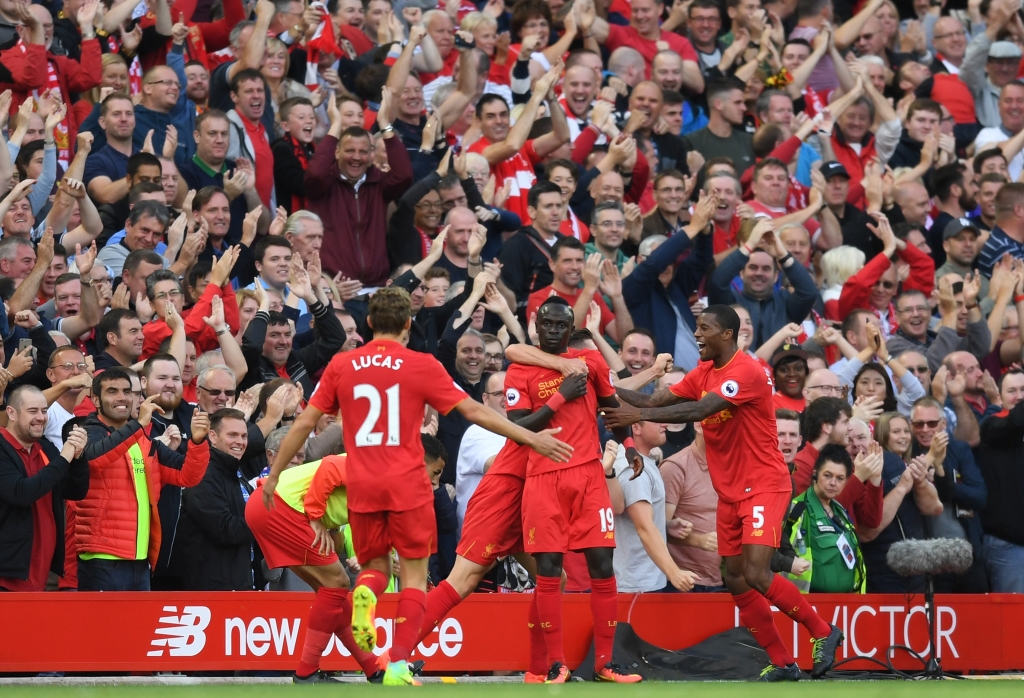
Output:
[261, 287, 573, 686]
[504, 297, 644, 684]
[602, 304, 844, 681]
[413, 345, 589, 683]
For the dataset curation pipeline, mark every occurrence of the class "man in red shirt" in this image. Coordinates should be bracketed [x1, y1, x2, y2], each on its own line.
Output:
[0, 387, 88, 591]
[504, 297, 644, 684]
[262, 287, 571, 686]
[469, 63, 569, 224]
[603, 305, 843, 682]
[582, 0, 703, 91]
[526, 236, 633, 343]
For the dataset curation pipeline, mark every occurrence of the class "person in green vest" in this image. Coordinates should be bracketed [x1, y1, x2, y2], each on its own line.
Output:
[780, 444, 867, 593]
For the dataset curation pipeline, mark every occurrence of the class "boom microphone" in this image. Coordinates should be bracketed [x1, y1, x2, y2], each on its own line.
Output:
[886, 538, 973, 577]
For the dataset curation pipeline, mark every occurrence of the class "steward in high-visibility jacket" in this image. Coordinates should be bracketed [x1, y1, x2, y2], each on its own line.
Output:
[779, 445, 866, 593]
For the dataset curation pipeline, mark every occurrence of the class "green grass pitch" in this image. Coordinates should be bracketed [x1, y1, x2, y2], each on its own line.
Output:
[2, 683, 1023, 698]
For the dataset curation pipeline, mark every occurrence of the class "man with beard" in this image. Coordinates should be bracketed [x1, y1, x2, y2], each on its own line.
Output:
[641, 171, 689, 240]
[929, 164, 979, 264]
[226, 69, 276, 210]
[185, 61, 210, 111]
[792, 396, 851, 492]
[272, 98, 316, 214]
[0, 386, 89, 592]
[140, 353, 197, 590]
[76, 367, 210, 591]
[709, 218, 819, 350]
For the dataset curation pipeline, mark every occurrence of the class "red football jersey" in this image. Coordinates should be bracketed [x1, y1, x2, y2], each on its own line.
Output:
[309, 340, 467, 512]
[488, 439, 529, 479]
[504, 348, 616, 476]
[669, 351, 791, 503]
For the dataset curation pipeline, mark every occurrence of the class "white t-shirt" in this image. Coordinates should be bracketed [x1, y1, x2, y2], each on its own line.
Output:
[45, 401, 75, 450]
[455, 425, 507, 527]
[613, 449, 666, 593]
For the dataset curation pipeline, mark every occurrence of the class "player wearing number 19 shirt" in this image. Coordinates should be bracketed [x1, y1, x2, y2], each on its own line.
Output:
[504, 297, 644, 684]
[261, 288, 573, 687]
[602, 305, 844, 682]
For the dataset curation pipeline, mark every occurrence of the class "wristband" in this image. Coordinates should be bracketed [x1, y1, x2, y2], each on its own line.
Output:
[1014, 294, 1024, 304]
[623, 437, 635, 449]
[741, 243, 753, 255]
[546, 392, 567, 412]
[605, 471, 617, 480]
[780, 252, 794, 266]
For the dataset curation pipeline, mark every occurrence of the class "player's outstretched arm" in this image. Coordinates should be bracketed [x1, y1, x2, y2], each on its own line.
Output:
[261, 406, 323, 508]
[598, 394, 644, 480]
[504, 344, 588, 376]
[456, 399, 573, 462]
[603, 392, 731, 429]
[616, 385, 685, 408]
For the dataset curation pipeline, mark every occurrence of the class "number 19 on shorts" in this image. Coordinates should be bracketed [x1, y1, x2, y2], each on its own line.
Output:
[599, 508, 614, 532]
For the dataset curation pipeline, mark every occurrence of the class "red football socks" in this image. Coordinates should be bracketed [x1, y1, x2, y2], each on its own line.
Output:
[354, 569, 389, 596]
[416, 580, 463, 646]
[391, 588, 427, 662]
[528, 593, 548, 675]
[766, 574, 831, 639]
[535, 575, 566, 665]
[733, 589, 795, 667]
[590, 577, 618, 670]
[295, 587, 346, 678]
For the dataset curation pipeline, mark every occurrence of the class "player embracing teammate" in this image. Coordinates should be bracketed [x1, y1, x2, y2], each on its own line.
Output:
[263, 287, 572, 685]
[603, 305, 843, 681]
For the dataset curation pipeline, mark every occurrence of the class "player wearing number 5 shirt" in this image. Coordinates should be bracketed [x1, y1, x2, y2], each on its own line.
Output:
[260, 288, 573, 686]
[602, 305, 844, 682]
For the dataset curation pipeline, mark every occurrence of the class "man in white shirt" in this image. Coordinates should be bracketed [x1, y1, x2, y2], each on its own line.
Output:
[43, 346, 92, 449]
[455, 371, 507, 527]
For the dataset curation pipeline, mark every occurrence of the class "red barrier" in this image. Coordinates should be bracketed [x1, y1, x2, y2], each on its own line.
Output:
[2, 593, 1023, 673]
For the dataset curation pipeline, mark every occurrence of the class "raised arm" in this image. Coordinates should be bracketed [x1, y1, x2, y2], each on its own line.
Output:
[384, 26, 426, 124]
[834, 0, 885, 49]
[478, 62, 560, 165]
[228, 0, 274, 81]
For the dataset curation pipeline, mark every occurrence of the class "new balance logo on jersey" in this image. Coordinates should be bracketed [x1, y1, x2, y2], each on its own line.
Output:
[148, 606, 210, 657]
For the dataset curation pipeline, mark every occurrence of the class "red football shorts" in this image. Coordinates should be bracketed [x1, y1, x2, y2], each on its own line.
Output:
[521, 461, 615, 554]
[348, 502, 437, 565]
[245, 488, 339, 569]
[716, 491, 791, 557]
[456, 472, 525, 566]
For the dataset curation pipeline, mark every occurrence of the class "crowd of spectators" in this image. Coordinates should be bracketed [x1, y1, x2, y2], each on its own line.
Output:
[2, 0, 1024, 603]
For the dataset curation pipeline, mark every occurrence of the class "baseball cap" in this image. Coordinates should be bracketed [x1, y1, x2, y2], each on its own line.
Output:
[989, 41, 1023, 59]
[771, 343, 808, 368]
[821, 161, 850, 180]
[942, 217, 981, 240]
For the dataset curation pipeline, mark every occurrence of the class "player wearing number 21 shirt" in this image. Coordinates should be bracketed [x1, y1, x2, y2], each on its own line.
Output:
[602, 305, 844, 683]
[261, 288, 572, 686]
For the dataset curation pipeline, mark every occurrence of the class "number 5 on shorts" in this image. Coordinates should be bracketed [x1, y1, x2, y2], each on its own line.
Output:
[752, 505, 764, 530]
[598, 508, 614, 532]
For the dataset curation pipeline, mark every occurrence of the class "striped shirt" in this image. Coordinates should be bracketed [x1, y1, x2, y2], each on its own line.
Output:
[977, 226, 1024, 277]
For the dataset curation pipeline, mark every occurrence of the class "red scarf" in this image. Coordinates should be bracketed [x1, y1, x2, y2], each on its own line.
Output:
[285, 134, 312, 212]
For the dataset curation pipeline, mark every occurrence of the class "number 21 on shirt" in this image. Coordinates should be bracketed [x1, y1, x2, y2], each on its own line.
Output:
[354, 383, 400, 446]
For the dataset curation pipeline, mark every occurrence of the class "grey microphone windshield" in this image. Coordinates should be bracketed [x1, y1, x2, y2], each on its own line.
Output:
[887, 538, 973, 577]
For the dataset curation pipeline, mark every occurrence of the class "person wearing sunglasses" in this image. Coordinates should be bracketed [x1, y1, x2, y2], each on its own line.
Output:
[907, 397, 988, 592]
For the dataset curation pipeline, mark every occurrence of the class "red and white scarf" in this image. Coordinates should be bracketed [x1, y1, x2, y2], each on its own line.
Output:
[305, 2, 343, 90]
